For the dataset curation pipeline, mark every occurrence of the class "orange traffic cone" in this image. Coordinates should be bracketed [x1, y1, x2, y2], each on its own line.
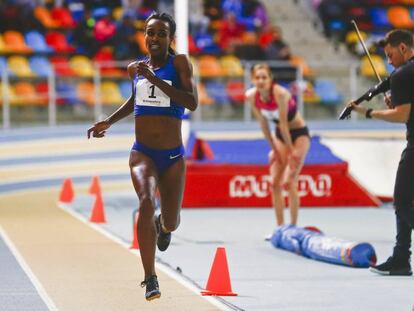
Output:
[89, 176, 102, 196]
[59, 178, 74, 203]
[201, 247, 237, 296]
[89, 193, 106, 223]
[130, 213, 139, 249]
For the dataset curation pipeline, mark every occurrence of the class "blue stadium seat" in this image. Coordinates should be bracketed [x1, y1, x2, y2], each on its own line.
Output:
[205, 81, 230, 105]
[0, 56, 7, 71]
[119, 80, 131, 100]
[56, 81, 77, 105]
[29, 56, 53, 77]
[194, 32, 221, 54]
[25, 31, 54, 53]
[314, 79, 343, 105]
[369, 8, 391, 28]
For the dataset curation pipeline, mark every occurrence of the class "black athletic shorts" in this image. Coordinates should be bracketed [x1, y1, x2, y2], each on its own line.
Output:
[394, 146, 414, 208]
[275, 126, 310, 144]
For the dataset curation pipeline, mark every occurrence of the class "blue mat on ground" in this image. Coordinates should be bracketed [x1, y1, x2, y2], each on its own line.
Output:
[271, 225, 377, 268]
[190, 135, 344, 165]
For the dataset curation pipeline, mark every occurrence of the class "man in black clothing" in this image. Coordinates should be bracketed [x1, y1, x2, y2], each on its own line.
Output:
[348, 29, 414, 276]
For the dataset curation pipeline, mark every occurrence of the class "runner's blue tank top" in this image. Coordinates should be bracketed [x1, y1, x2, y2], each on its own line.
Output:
[133, 54, 184, 119]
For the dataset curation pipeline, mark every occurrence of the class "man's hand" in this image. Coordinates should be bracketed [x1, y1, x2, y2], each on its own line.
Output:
[87, 120, 110, 139]
[347, 101, 366, 115]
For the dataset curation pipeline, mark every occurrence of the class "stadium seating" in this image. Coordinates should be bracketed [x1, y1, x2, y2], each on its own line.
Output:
[198, 55, 222, 78]
[8, 56, 35, 77]
[25, 31, 54, 53]
[45, 32, 75, 53]
[289, 55, 313, 77]
[29, 56, 53, 77]
[0, 56, 7, 70]
[369, 8, 392, 28]
[35, 82, 49, 105]
[226, 80, 245, 104]
[70, 55, 94, 77]
[0, 34, 10, 53]
[3, 31, 32, 53]
[101, 81, 124, 105]
[387, 6, 414, 28]
[119, 80, 132, 100]
[134, 32, 148, 54]
[12, 81, 39, 105]
[314, 79, 343, 105]
[77, 81, 95, 105]
[197, 82, 214, 105]
[205, 81, 230, 104]
[56, 81, 77, 105]
[34, 6, 59, 29]
[93, 48, 124, 77]
[51, 7, 76, 28]
[360, 54, 387, 77]
[220, 55, 244, 77]
[50, 56, 75, 76]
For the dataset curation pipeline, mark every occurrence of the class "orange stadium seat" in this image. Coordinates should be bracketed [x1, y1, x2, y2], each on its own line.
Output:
[198, 55, 222, 78]
[241, 32, 258, 45]
[70, 55, 95, 77]
[220, 55, 244, 77]
[3, 31, 32, 53]
[197, 83, 214, 105]
[11, 82, 39, 105]
[189, 56, 199, 77]
[34, 6, 59, 28]
[289, 55, 313, 77]
[360, 55, 387, 78]
[388, 6, 414, 28]
[77, 81, 95, 105]
[8, 56, 35, 77]
[101, 81, 124, 105]
[0, 34, 10, 53]
[135, 32, 148, 54]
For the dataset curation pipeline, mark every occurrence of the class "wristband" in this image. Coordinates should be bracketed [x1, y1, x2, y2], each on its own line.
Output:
[365, 108, 373, 119]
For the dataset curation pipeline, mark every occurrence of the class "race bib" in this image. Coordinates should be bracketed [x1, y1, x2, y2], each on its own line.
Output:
[136, 79, 172, 107]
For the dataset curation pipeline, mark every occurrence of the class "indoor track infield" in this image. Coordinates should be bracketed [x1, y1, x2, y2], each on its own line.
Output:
[1, 124, 413, 311]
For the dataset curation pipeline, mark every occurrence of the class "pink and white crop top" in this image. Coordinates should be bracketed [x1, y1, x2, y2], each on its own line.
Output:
[254, 84, 297, 123]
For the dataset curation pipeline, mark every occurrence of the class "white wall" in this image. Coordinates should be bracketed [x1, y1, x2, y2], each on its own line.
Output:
[322, 138, 406, 197]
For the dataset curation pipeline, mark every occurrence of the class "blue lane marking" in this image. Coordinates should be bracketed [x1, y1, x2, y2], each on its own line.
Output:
[0, 173, 130, 194]
[0, 235, 49, 311]
[0, 150, 129, 166]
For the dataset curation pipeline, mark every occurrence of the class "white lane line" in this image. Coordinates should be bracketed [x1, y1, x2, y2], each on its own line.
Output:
[0, 226, 58, 311]
[57, 202, 234, 311]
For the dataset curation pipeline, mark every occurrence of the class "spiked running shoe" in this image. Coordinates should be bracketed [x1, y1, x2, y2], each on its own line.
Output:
[155, 214, 171, 252]
[141, 275, 161, 301]
[370, 257, 412, 276]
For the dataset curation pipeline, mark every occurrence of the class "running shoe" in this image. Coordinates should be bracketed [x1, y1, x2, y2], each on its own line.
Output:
[141, 275, 161, 301]
[370, 256, 412, 276]
[155, 214, 171, 252]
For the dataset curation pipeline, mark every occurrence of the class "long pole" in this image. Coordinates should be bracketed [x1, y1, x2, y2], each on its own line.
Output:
[351, 20, 382, 83]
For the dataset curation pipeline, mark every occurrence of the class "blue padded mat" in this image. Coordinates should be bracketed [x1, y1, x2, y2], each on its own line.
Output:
[198, 136, 343, 165]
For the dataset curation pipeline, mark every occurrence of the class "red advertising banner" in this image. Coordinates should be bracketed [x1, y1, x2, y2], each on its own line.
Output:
[183, 162, 381, 208]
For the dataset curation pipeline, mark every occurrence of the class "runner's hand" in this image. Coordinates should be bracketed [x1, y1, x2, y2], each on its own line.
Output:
[87, 120, 110, 139]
